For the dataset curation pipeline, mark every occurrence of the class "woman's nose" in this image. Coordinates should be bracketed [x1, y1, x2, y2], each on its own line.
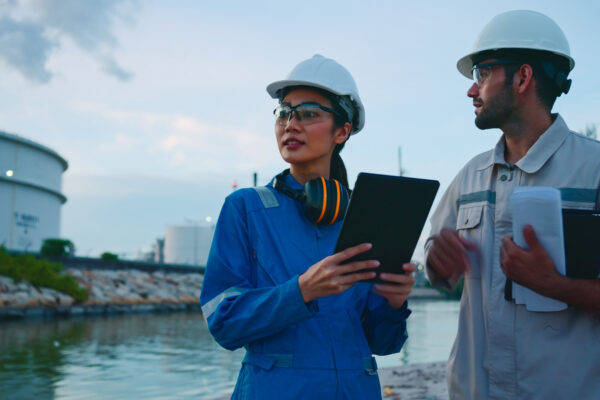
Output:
[285, 112, 301, 130]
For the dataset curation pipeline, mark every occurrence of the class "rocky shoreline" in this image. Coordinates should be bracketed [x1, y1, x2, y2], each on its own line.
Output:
[0, 266, 447, 320]
[0, 269, 203, 319]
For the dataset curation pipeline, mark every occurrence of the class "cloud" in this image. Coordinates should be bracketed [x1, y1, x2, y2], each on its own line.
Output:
[73, 102, 278, 177]
[0, 0, 137, 83]
[0, 16, 54, 83]
[101, 56, 133, 81]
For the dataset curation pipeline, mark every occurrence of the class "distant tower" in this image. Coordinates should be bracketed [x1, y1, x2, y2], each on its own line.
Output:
[154, 238, 165, 263]
[398, 146, 404, 176]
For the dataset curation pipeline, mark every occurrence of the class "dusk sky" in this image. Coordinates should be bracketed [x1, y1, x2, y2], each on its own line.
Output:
[1, 1, 599, 258]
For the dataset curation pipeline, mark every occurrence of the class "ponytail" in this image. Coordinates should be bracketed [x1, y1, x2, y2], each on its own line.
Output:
[328, 93, 351, 189]
[330, 143, 348, 188]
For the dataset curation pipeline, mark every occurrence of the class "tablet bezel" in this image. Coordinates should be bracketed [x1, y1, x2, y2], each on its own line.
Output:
[334, 172, 439, 283]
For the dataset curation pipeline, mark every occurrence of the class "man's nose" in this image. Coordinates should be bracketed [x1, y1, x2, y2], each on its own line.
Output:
[467, 82, 479, 98]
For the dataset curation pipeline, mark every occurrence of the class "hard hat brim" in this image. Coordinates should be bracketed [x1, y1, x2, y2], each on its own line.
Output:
[457, 48, 575, 80]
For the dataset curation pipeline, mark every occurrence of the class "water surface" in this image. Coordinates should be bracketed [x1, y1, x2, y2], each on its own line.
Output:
[0, 299, 459, 399]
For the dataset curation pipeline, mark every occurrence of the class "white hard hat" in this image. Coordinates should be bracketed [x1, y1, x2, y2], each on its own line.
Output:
[267, 54, 365, 134]
[457, 10, 575, 79]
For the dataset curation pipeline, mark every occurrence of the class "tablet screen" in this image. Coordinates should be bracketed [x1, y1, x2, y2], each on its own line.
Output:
[334, 173, 439, 283]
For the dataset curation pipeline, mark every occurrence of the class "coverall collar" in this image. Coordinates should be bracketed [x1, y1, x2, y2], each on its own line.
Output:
[480, 113, 569, 173]
[271, 169, 314, 190]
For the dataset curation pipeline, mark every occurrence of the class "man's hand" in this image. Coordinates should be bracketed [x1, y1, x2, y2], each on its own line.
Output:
[500, 225, 561, 295]
[373, 263, 417, 309]
[427, 228, 478, 280]
[501, 224, 600, 313]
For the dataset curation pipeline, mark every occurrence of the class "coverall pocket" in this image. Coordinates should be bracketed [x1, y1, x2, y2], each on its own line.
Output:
[242, 352, 279, 370]
[456, 205, 483, 230]
[456, 205, 483, 279]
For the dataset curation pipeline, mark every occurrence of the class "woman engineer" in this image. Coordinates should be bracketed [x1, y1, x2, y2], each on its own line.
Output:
[200, 54, 416, 399]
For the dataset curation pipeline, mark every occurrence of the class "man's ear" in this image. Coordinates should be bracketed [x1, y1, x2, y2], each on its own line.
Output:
[515, 64, 535, 95]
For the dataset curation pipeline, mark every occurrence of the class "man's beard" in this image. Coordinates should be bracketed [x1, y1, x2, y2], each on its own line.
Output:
[474, 85, 517, 130]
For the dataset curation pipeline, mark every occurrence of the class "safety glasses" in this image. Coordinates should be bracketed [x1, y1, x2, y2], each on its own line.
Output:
[471, 60, 519, 85]
[274, 102, 340, 126]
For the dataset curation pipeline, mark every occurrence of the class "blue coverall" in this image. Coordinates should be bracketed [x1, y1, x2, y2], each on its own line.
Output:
[200, 173, 411, 399]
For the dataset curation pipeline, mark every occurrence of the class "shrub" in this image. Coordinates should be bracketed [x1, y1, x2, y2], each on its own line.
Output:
[100, 252, 119, 261]
[0, 247, 88, 302]
[40, 239, 75, 258]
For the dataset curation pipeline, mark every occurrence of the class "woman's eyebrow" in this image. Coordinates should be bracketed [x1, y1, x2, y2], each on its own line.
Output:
[281, 101, 323, 107]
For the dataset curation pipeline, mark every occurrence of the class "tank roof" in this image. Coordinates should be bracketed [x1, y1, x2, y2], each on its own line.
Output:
[0, 130, 69, 171]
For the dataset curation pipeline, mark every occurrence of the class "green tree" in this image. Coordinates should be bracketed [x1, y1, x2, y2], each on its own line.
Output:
[581, 124, 597, 140]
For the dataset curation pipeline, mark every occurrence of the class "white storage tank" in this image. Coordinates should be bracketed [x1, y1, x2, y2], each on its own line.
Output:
[164, 225, 214, 266]
[0, 131, 68, 252]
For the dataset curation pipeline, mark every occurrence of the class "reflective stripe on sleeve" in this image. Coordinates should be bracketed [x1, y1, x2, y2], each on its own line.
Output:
[202, 287, 248, 319]
[559, 187, 597, 203]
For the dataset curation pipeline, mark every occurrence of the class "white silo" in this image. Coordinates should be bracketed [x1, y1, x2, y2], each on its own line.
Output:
[0, 131, 68, 252]
[164, 225, 214, 266]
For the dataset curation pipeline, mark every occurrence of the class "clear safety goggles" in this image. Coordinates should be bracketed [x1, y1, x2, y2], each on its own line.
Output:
[274, 102, 340, 126]
[471, 60, 518, 85]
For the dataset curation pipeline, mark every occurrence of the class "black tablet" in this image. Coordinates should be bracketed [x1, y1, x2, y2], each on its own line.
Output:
[562, 209, 600, 279]
[334, 172, 439, 283]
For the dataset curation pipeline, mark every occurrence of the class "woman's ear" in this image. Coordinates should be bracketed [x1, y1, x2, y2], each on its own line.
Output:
[334, 122, 352, 144]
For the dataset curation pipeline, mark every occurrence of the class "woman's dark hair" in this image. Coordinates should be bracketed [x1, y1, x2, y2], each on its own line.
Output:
[279, 86, 353, 187]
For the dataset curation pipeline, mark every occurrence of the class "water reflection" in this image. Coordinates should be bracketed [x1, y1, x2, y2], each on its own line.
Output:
[0, 300, 459, 399]
[375, 300, 459, 368]
[0, 313, 243, 400]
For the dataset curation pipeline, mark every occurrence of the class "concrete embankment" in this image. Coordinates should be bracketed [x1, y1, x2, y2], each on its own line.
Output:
[0, 267, 203, 319]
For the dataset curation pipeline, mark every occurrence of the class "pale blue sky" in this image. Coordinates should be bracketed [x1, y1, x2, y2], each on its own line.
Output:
[1, 1, 599, 257]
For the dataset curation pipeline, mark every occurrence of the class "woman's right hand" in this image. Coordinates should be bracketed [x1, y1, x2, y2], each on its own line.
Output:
[298, 243, 379, 303]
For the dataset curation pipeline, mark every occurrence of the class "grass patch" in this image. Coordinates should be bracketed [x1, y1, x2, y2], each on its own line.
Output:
[0, 247, 88, 302]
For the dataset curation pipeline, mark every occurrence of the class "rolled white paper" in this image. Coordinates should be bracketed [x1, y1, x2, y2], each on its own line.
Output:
[509, 187, 567, 312]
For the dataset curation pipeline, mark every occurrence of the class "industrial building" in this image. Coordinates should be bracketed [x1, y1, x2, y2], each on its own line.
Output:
[0, 131, 68, 252]
[163, 225, 214, 266]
